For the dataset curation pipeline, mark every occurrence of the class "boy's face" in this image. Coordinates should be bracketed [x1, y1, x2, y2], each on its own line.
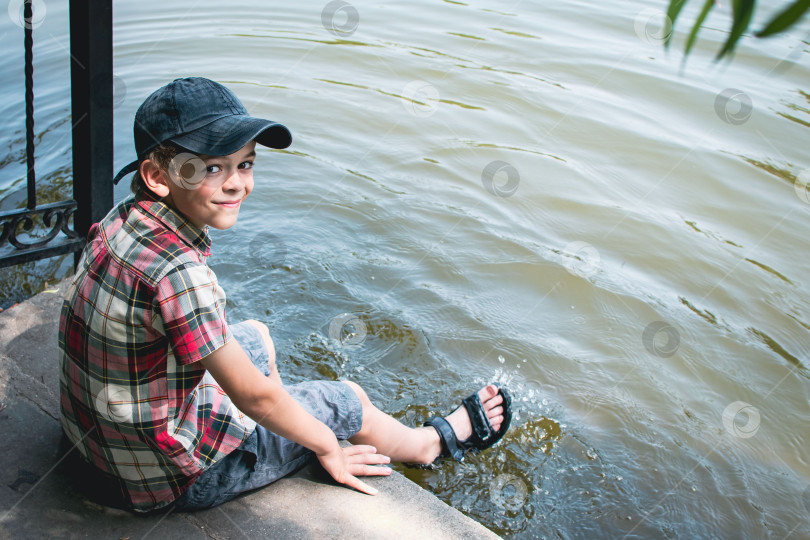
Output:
[163, 142, 256, 230]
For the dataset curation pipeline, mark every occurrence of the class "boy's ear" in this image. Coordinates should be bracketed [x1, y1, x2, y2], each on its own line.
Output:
[140, 159, 171, 198]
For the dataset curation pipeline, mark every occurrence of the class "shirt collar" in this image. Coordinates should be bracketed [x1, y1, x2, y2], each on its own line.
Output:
[135, 191, 212, 257]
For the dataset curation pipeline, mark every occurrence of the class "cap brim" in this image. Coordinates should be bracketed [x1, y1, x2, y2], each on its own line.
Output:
[170, 115, 292, 156]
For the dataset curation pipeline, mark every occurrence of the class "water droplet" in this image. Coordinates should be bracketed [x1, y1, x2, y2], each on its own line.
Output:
[498, 355, 505, 364]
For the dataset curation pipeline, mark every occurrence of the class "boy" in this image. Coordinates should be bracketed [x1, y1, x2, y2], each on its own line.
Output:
[58, 77, 513, 512]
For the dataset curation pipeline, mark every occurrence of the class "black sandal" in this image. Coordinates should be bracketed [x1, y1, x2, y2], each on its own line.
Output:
[424, 383, 513, 462]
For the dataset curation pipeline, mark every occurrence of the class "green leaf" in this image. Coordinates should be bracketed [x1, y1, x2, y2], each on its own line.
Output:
[756, 0, 810, 37]
[717, 0, 756, 59]
[665, 0, 690, 47]
[684, 0, 716, 57]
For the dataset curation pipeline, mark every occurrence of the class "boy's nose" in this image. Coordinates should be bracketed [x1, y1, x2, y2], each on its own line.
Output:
[221, 168, 244, 191]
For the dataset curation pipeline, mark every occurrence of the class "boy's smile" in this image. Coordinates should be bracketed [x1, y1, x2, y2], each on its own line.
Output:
[160, 141, 257, 230]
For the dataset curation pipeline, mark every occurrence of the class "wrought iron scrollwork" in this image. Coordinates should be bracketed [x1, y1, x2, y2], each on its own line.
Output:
[1, 1, 114, 269]
[0, 200, 80, 251]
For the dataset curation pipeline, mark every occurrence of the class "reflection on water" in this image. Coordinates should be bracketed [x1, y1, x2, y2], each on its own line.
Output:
[2, 0, 809, 537]
[777, 89, 810, 128]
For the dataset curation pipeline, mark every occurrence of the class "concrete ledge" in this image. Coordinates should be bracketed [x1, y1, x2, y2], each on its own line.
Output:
[0, 279, 499, 539]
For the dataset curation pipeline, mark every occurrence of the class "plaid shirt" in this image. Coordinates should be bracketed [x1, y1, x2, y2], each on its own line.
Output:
[58, 192, 256, 512]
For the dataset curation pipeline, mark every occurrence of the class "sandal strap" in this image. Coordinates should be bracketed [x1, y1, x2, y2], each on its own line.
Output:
[424, 416, 464, 461]
[425, 384, 514, 463]
[489, 384, 512, 448]
[462, 392, 494, 445]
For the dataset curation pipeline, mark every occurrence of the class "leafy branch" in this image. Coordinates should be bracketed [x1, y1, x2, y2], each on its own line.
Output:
[665, 0, 810, 59]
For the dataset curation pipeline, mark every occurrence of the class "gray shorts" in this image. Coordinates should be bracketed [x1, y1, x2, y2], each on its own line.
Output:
[174, 321, 364, 511]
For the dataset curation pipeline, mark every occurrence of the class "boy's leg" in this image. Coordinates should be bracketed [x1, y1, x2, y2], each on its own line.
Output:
[227, 321, 505, 464]
[342, 381, 505, 465]
[176, 380, 364, 511]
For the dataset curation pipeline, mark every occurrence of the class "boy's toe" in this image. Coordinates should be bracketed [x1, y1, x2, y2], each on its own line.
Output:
[481, 391, 504, 412]
[478, 384, 499, 402]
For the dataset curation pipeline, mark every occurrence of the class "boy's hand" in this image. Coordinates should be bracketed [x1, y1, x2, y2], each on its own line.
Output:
[316, 444, 392, 495]
[202, 342, 391, 495]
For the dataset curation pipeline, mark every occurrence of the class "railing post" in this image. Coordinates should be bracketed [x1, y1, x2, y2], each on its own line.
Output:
[24, 0, 36, 211]
[70, 0, 113, 255]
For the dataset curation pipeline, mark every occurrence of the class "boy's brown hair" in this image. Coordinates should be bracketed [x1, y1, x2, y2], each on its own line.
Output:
[130, 143, 185, 197]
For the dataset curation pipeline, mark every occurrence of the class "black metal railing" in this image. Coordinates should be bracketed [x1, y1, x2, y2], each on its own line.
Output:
[0, 0, 113, 269]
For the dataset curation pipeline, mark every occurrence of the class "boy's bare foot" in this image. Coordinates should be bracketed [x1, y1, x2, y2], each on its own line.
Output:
[423, 384, 507, 463]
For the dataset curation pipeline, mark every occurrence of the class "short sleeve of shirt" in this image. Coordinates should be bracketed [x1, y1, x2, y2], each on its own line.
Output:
[156, 262, 230, 365]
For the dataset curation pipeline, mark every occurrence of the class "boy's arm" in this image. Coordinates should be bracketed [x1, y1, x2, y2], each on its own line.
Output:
[200, 340, 389, 495]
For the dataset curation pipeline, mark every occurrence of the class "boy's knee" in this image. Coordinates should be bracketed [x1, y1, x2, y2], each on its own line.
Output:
[341, 380, 371, 407]
[245, 319, 275, 362]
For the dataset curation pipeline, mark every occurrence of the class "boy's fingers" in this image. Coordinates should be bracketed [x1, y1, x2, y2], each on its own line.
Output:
[342, 474, 378, 496]
[342, 444, 379, 456]
[350, 464, 393, 477]
[342, 445, 391, 465]
[347, 453, 390, 465]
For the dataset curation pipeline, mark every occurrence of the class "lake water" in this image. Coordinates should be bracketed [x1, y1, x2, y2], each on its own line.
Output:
[1, 1, 809, 537]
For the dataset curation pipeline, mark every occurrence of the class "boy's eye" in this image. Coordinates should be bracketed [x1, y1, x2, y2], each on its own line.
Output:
[239, 161, 254, 170]
[206, 164, 222, 174]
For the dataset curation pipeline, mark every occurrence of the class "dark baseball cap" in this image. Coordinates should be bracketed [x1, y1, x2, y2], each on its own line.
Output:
[113, 77, 292, 185]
